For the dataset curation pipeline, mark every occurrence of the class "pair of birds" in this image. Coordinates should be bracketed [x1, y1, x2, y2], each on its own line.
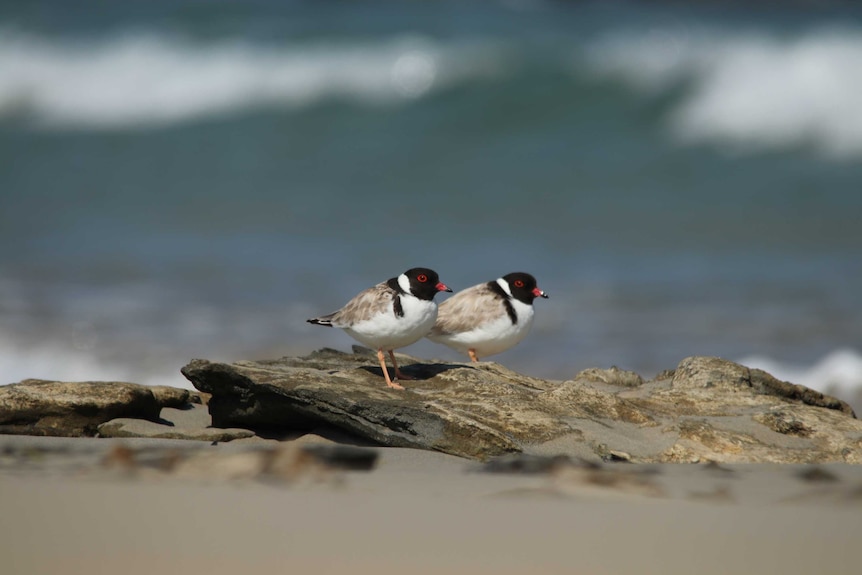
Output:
[307, 267, 548, 389]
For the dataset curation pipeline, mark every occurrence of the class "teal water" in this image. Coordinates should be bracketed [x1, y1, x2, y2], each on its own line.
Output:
[1, 1, 861, 404]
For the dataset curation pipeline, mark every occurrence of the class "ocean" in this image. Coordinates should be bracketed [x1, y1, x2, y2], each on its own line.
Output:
[2, 0, 861, 410]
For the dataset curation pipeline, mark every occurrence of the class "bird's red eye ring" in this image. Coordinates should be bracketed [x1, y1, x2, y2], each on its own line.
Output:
[514, 280, 525, 288]
[417, 274, 428, 282]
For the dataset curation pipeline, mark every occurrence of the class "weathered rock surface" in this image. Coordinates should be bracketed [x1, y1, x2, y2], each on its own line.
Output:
[149, 386, 198, 408]
[97, 404, 255, 442]
[0, 380, 191, 437]
[181, 349, 862, 463]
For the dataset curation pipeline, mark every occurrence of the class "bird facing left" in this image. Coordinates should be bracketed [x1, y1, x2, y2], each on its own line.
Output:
[307, 267, 452, 389]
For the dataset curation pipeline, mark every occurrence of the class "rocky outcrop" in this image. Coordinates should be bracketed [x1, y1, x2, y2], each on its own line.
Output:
[667, 356, 855, 415]
[97, 404, 255, 442]
[0, 380, 191, 437]
[181, 348, 862, 464]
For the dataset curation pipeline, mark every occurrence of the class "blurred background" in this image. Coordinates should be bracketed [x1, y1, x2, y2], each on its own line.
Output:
[1, 0, 861, 410]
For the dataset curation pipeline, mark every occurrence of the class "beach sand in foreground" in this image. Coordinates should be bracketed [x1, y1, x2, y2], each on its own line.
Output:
[1, 436, 861, 575]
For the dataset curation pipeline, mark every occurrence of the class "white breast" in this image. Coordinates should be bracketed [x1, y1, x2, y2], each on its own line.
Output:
[344, 294, 438, 351]
[434, 298, 535, 358]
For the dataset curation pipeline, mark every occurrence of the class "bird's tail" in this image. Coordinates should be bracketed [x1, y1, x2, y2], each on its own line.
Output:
[307, 316, 335, 327]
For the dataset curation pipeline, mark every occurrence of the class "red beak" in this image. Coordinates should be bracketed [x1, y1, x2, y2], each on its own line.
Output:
[532, 287, 548, 299]
[436, 282, 453, 293]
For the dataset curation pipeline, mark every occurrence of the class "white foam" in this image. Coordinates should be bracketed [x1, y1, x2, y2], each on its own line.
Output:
[0, 349, 193, 389]
[585, 26, 862, 158]
[739, 348, 862, 399]
[0, 332, 193, 389]
[0, 30, 504, 129]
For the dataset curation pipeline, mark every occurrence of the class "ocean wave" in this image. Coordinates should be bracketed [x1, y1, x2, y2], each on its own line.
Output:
[739, 349, 862, 400]
[585, 26, 862, 158]
[0, 30, 505, 129]
[0, 333, 194, 390]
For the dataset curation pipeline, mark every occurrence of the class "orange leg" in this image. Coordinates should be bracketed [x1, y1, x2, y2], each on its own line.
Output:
[468, 349, 480, 362]
[377, 348, 404, 390]
[389, 350, 415, 381]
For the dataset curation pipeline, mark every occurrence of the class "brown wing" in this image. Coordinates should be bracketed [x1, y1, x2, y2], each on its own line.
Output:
[430, 282, 504, 336]
[328, 282, 397, 328]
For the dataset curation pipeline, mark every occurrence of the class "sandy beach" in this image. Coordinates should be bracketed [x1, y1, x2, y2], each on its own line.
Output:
[2, 432, 861, 575]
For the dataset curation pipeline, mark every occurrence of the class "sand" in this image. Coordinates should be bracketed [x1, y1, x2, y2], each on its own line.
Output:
[1, 433, 861, 575]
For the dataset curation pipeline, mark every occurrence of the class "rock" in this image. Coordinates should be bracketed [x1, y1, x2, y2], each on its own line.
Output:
[169, 443, 373, 482]
[574, 366, 644, 387]
[670, 356, 856, 416]
[537, 380, 656, 425]
[298, 444, 379, 471]
[606, 450, 632, 462]
[549, 460, 665, 499]
[0, 380, 190, 437]
[97, 418, 255, 442]
[95, 440, 376, 483]
[149, 386, 191, 408]
[181, 350, 862, 464]
[97, 403, 254, 442]
[753, 410, 813, 437]
[478, 455, 663, 499]
[796, 467, 839, 483]
[480, 453, 574, 475]
[181, 349, 539, 459]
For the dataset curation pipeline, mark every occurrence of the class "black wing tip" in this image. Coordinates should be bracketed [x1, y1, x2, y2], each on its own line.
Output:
[307, 318, 334, 327]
